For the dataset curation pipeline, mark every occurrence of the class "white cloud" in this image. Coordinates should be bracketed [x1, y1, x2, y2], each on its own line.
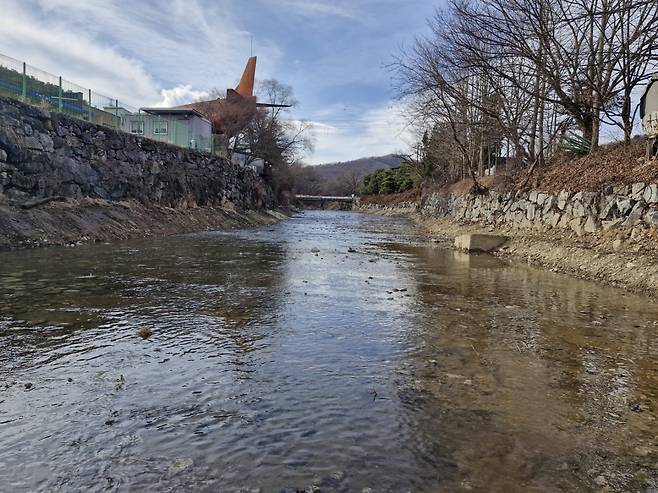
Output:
[0, 0, 282, 108]
[304, 103, 415, 164]
[0, 1, 160, 106]
[156, 85, 210, 107]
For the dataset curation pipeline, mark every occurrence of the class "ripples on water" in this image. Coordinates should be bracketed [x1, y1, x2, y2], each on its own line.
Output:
[0, 211, 656, 492]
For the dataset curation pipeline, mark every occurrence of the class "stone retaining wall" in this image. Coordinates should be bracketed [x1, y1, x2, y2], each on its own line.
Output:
[0, 96, 272, 209]
[358, 182, 658, 243]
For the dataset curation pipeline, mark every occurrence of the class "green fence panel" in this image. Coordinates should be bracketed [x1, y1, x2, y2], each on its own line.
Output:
[0, 51, 216, 156]
[24, 63, 60, 111]
[0, 54, 24, 101]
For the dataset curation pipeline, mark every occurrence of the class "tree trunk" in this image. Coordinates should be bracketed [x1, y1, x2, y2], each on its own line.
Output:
[591, 92, 601, 152]
[621, 90, 632, 145]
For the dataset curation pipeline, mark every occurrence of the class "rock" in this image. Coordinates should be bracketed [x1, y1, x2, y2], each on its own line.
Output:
[616, 198, 633, 216]
[0, 149, 6, 162]
[454, 234, 509, 252]
[526, 203, 536, 221]
[24, 135, 43, 151]
[542, 195, 555, 214]
[644, 184, 658, 204]
[599, 196, 615, 219]
[168, 458, 193, 474]
[529, 190, 538, 203]
[612, 239, 624, 251]
[602, 218, 623, 231]
[584, 215, 600, 233]
[24, 382, 33, 390]
[569, 217, 584, 236]
[557, 214, 571, 229]
[594, 475, 607, 487]
[624, 202, 646, 227]
[631, 182, 646, 199]
[630, 227, 645, 241]
[572, 201, 586, 218]
[581, 192, 598, 207]
[614, 185, 629, 195]
[557, 190, 571, 210]
[550, 212, 561, 228]
[644, 210, 658, 226]
[39, 133, 54, 152]
[137, 326, 153, 339]
[634, 446, 652, 457]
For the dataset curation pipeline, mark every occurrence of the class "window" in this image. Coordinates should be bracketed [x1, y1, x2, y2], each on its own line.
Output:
[153, 120, 168, 135]
[130, 120, 144, 135]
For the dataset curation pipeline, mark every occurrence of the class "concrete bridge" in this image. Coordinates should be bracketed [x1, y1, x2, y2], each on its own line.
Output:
[295, 194, 355, 210]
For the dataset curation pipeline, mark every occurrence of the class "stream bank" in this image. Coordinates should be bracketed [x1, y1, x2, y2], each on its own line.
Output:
[0, 198, 288, 250]
[357, 204, 658, 298]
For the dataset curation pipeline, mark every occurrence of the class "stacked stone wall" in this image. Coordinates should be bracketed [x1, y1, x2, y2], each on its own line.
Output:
[358, 182, 658, 242]
[0, 96, 272, 209]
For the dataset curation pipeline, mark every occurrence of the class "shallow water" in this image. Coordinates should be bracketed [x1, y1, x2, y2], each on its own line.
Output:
[0, 211, 656, 492]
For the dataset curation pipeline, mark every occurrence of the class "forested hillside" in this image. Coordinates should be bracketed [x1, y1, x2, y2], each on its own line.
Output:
[294, 154, 401, 195]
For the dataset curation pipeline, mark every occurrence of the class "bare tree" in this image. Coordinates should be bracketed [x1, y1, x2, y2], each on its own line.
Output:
[396, 0, 658, 192]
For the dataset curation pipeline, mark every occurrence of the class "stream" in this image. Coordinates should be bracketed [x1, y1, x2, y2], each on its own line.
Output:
[0, 211, 656, 492]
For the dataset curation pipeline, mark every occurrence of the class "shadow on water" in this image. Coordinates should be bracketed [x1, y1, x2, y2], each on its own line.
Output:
[0, 211, 656, 492]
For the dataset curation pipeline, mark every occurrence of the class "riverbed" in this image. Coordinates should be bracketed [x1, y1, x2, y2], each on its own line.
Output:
[0, 211, 656, 492]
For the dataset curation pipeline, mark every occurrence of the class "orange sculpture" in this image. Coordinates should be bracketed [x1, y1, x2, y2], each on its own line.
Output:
[182, 56, 288, 138]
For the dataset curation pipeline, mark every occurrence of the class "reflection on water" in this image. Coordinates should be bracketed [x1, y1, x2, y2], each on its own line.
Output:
[0, 211, 656, 492]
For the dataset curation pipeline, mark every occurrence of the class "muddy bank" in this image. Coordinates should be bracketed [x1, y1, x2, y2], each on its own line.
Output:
[360, 207, 658, 298]
[0, 198, 288, 250]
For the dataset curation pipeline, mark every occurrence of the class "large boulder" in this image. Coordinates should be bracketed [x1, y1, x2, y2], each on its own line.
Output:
[454, 234, 509, 252]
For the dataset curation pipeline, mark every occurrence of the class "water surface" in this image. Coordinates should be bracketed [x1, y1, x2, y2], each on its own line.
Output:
[0, 211, 656, 492]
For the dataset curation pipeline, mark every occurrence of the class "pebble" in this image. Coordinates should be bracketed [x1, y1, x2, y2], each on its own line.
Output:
[24, 383, 33, 390]
[168, 458, 193, 474]
[137, 326, 153, 339]
[594, 475, 607, 486]
[634, 445, 652, 457]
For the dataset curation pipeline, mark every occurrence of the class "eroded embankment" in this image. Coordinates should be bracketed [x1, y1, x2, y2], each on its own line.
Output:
[357, 198, 658, 298]
[0, 199, 288, 250]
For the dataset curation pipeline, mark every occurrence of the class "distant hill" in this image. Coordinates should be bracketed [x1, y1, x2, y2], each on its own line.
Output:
[313, 154, 401, 181]
[295, 154, 402, 196]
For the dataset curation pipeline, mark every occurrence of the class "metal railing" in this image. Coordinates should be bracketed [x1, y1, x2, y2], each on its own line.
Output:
[0, 52, 138, 129]
[0, 52, 214, 155]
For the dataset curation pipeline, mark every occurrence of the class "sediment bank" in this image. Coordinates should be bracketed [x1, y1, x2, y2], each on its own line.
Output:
[0, 198, 288, 250]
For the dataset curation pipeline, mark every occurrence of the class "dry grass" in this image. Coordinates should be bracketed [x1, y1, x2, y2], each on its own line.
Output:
[524, 140, 658, 193]
[359, 188, 420, 205]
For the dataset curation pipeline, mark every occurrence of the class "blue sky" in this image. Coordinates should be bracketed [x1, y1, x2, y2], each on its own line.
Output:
[0, 0, 440, 164]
